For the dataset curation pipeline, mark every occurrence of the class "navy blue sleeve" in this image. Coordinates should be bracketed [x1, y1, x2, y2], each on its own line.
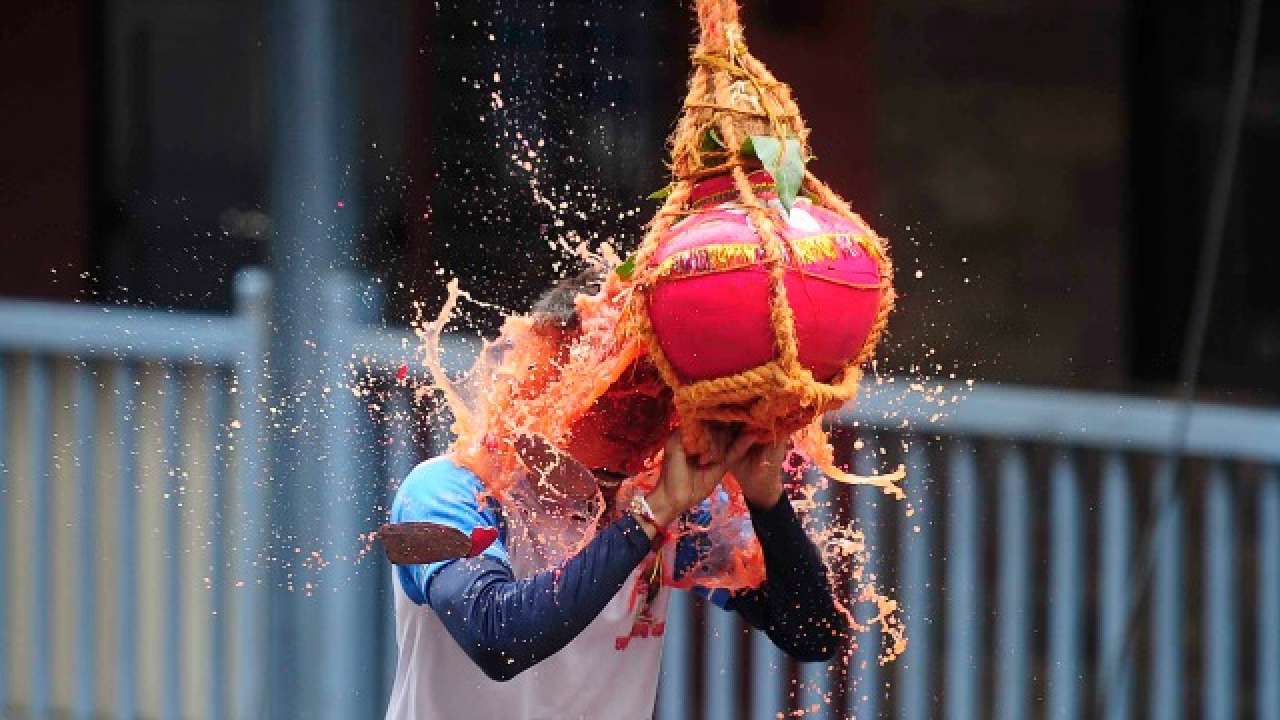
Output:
[726, 494, 849, 662]
[425, 515, 653, 682]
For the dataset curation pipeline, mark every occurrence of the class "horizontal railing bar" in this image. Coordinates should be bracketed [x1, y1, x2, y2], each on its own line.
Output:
[0, 300, 249, 365]
[835, 381, 1280, 462]
[353, 332, 1280, 462]
[7, 288, 1276, 461]
[345, 326, 480, 375]
[347, 326, 418, 367]
[356, 333, 1280, 463]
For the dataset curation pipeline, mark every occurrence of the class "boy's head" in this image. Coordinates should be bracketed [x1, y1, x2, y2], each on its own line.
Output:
[530, 269, 675, 477]
[529, 270, 603, 330]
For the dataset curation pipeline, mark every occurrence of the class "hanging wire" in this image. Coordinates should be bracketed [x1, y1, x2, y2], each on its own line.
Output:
[1093, 0, 1265, 713]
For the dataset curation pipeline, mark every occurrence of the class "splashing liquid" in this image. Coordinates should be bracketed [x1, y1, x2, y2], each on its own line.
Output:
[410, 266, 908, 665]
[367, 4, 1001, 714]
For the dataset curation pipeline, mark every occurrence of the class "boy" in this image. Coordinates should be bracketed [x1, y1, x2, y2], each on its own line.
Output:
[385, 273, 848, 719]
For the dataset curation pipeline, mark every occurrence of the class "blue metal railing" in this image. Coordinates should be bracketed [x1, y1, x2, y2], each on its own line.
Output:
[656, 408, 1280, 719]
[2, 270, 1279, 719]
[0, 270, 273, 720]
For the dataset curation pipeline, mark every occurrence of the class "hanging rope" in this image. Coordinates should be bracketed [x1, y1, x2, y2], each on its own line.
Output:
[1093, 0, 1264, 712]
[695, 0, 738, 51]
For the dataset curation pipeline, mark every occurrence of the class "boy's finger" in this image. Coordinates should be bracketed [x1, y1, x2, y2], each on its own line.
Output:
[695, 436, 729, 467]
[705, 423, 740, 460]
[762, 440, 789, 463]
[665, 430, 686, 462]
[726, 432, 758, 466]
[694, 464, 727, 496]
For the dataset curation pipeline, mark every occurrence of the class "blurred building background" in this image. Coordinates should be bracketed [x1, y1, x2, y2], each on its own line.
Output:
[4, 0, 1278, 400]
[1, 1, 1278, 719]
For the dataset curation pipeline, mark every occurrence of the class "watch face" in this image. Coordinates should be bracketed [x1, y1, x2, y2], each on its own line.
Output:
[629, 494, 655, 524]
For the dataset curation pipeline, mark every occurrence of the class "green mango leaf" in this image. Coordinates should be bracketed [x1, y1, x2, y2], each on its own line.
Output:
[700, 127, 725, 152]
[616, 255, 637, 280]
[742, 135, 807, 215]
[647, 184, 673, 200]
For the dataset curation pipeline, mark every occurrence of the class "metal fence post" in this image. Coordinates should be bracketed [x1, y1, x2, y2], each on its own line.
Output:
[114, 362, 139, 719]
[29, 357, 52, 718]
[267, 0, 354, 707]
[748, 611, 785, 720]
[897, 434, 933, 720]
[851, 431, 884, 719]
[1046, 450, 1082, 720]
[798, 466, 835, 713]
[161, 366, 182, 720]
[1259, 467, 1280, 720]
[319, 272, 382, 719]
[658, 591, 694, 719]
[994, 443, 1030, 720]
[1203, 461, 1236, 720]
[704, 591, 740, 718]
[945, 438, 980, 720]
[1097, 452, 1132, 720]
[1149, 458, 1184, 720]
[231, 268, 271, 719]
[0, 356, 7, 716]
[383, 392, 416, 697]
[73, 363, 96, 720]
[205, 369, 230, 720]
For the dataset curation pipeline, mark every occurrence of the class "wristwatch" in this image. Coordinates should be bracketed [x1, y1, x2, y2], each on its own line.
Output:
[629, 494, 659, 525]
[628, 494, 670, 548]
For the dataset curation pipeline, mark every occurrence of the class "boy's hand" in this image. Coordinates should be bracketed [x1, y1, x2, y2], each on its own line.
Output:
[726, 432, 789, 511]
[644, 430, 738, 528]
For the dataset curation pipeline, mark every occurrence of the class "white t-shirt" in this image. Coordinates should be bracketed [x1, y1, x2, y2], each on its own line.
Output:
[384, 458, 672, 720]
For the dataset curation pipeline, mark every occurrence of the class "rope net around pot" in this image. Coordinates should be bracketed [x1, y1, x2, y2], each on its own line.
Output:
[622, 0, 902, 494]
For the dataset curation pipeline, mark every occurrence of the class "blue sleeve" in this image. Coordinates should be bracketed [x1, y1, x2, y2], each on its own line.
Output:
[426, 516, 654, 681]
[390, 457, 509, 605]
[729, 495, 848, 661]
